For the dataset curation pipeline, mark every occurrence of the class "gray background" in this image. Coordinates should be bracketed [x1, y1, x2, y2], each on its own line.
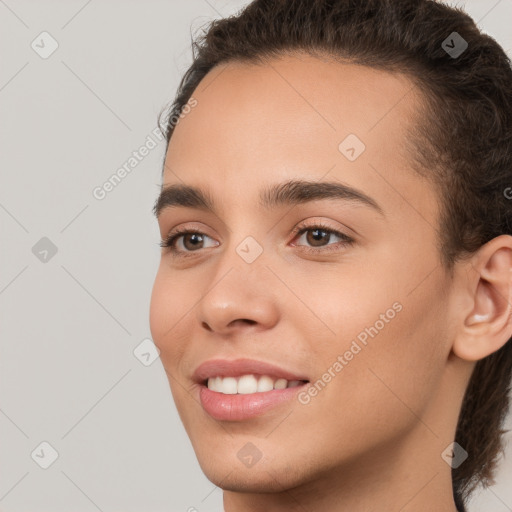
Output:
[0, 1, 511, 511]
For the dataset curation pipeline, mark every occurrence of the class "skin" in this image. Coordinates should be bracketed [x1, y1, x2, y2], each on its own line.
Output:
[149, 53, 512, 512]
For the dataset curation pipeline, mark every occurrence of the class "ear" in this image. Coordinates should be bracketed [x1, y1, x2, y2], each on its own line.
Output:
[452, 235, 512, 362]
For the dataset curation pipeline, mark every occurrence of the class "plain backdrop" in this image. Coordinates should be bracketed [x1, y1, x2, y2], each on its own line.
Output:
[0, 1, 511, 511]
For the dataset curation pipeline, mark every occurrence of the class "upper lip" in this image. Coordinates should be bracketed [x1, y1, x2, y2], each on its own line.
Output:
[193, 358, 310, 384]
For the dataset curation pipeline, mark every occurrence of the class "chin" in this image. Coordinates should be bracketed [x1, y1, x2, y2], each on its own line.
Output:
[193, 444, 314, 494]
[201, 462, 304, 493]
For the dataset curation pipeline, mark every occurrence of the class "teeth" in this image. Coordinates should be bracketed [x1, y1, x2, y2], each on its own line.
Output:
[220, 377, 237, 394]
[257, 375, 274, 392]
[274, 378, 287, 389]
[206, 374, 305, 394]
[237, 375, 258, 394]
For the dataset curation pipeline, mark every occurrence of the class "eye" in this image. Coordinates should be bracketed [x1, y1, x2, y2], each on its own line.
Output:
[290, 222, 354, 253]
[160, 227, 219, 254]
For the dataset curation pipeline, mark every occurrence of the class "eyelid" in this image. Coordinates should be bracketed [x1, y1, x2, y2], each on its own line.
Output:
[291, 218, 353, 238]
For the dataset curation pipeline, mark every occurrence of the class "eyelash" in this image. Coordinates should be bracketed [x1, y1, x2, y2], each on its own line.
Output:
[159, 221, 355, 257]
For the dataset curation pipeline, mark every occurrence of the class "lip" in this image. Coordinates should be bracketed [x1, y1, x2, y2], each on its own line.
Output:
[199, 383, 309, 421]
[193, 358, 310, 421]
[193, 358, 309, 383]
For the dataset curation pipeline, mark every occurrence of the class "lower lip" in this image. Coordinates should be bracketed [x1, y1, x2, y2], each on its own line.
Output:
[199, 383, 309, 421]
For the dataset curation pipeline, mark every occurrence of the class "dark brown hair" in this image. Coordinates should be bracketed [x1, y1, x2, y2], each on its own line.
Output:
[160, 0, 512, 507]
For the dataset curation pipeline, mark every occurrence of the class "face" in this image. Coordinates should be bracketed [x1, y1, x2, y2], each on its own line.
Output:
[150, 54, 457, 492]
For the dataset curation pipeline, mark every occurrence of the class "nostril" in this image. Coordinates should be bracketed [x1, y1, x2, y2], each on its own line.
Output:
[201, 321, 213, 331]
[227, 319, 257, 328]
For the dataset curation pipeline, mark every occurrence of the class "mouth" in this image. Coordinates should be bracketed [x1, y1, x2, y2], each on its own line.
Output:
[193, 358, 310, 421]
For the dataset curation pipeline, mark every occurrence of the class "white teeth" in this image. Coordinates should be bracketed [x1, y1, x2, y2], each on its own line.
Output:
[221, 377, 238, 394]
[257, 375, 274, 392]
[237, 375, 258, 394]
[206, 374, 306, 394]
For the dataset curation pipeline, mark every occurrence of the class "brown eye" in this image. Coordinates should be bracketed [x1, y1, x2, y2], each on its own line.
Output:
[160, 229, 219, 255]
[293, 224, 354, 252]
[304, 228, 333, 247]
[181, 233, 205, 251]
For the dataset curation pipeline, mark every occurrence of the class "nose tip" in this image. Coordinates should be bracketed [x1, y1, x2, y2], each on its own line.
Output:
[196, 269, 279, 335]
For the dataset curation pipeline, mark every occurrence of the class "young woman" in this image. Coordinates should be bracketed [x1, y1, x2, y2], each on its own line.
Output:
[150, 1, 512, 510]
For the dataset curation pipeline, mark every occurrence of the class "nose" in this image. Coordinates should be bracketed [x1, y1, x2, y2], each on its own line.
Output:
[196, 264, 280, 336]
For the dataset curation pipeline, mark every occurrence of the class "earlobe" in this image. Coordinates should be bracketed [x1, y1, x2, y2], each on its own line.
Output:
[452, 236, 512, 362]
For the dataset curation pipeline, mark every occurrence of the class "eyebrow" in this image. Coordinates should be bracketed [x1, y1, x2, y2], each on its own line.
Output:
[153, 179, 384, 218]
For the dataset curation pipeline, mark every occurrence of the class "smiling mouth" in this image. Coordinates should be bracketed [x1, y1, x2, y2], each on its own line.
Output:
[202, 374, 309, 394]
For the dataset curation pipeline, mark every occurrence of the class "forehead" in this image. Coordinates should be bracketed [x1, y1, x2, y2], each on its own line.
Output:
[163, 53, 437, 226]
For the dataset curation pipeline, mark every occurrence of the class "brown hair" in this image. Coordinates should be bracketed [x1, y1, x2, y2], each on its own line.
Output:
[160, 0, 512, 506]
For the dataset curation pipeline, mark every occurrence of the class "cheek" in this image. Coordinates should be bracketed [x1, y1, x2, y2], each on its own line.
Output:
[334, 277, 450, 424]
[301, 303, 448, 465]
[307, 265, 450, 435]
[149, 266, 193, 357]
[149, 270, 197, 417]
[149, 272, 169, 347]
